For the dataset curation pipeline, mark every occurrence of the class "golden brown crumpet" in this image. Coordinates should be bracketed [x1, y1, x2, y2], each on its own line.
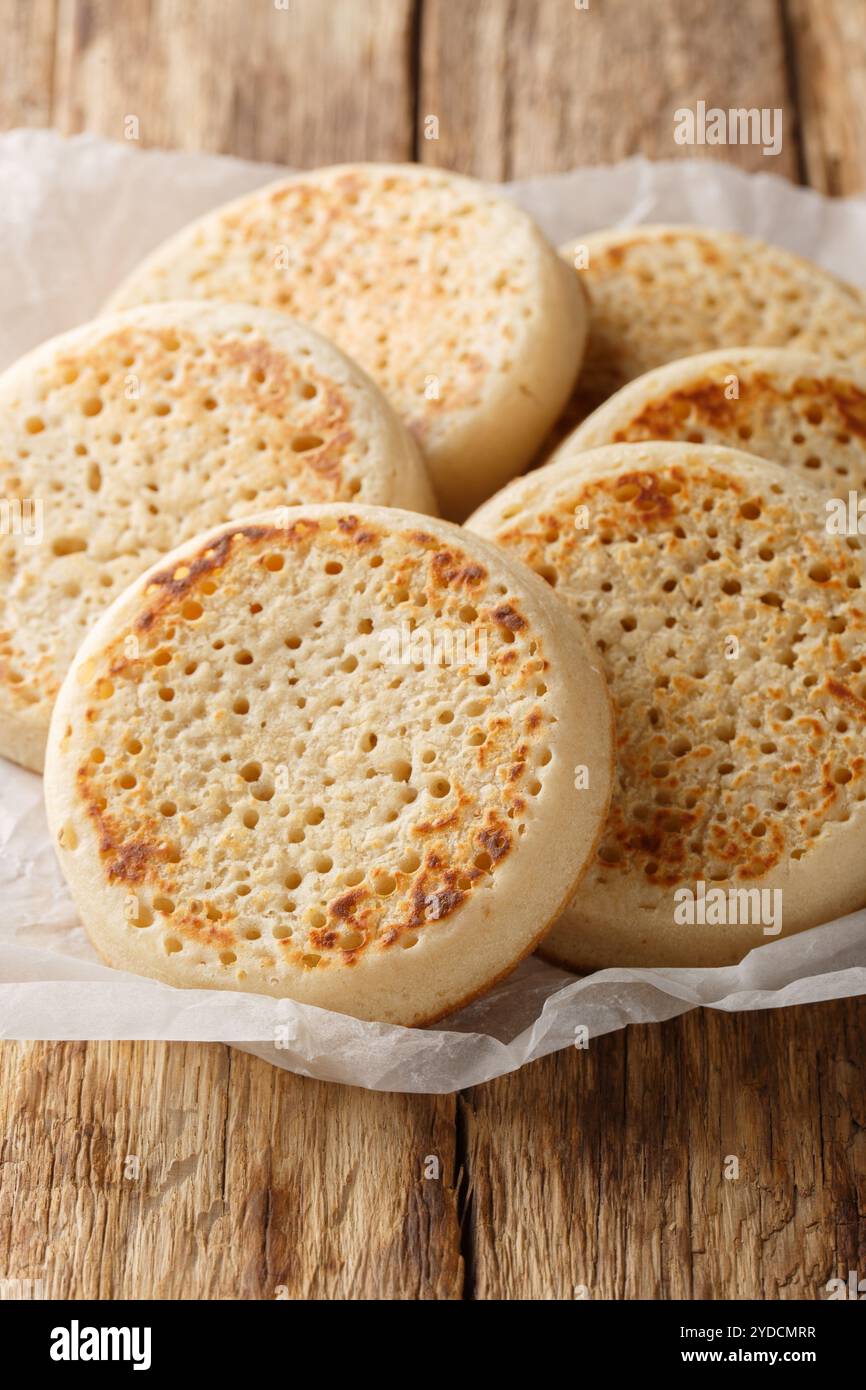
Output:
[567, 348, 866, 501]
[0, 302, 434, 772]
[469, 442, 866, 969]
[44, 505, 613, 1025]
[106, 163, 587, 519]
[556, 225, 866, 431]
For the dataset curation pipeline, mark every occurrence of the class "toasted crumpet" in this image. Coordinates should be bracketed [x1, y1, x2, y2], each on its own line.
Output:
[44, 505, 613, 1025]
[554, 225, 866, 438]
[105, 163, 587, 519]
[565, 349, 866, 502]
[469, 443, 866, 969]
[0, 302, 434, 773]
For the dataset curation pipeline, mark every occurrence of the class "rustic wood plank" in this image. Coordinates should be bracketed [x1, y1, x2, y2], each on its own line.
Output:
[785, 0, 866, 194]
[0, 1041, 463, 1298]
[419, 0, 799, 180]
[51, 0, 415, 162]
[462, 1001, 866, 1299]
[0, 0, 58, 130]
[417, 0, 510, 179]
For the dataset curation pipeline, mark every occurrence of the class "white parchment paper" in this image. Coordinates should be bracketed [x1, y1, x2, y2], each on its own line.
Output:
[1, 130, 865, 1093]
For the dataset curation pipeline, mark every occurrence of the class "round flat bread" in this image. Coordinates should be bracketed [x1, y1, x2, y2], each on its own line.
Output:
[105, 163, 587, 520]
[468, 442, 866, 969]
[565, 348, 866, 501]
[44, 504, 613, 1025]
[555, 224, 866, 436]
[0, 301, 434, 773]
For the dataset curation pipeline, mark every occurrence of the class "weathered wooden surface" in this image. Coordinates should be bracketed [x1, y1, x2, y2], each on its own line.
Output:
[0, 0, 865, 1301]
[51, 0, 416, 164]
[420, 0, 800, 181]
[0, 0, 56, 130]
[787, 0, 866, 195]
[0, 1041, 463, 1299]
[463, 1000, 866, 1300]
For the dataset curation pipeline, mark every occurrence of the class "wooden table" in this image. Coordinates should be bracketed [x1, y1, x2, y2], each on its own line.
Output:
[1, 0, 865, 1301]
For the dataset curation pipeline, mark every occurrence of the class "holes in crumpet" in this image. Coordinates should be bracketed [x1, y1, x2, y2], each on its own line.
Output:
[52, 537, 87, 556]
[130, 900, 153, 929]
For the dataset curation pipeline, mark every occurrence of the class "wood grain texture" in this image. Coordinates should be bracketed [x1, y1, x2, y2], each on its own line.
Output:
[51, 0, 415, 163]
[462, 1001, 866, 1300]
[419, 0, 800, 180]
[0, 0, 57, 129]
[0, 1042, 463, 1299]
[786, 0, 866, 194]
